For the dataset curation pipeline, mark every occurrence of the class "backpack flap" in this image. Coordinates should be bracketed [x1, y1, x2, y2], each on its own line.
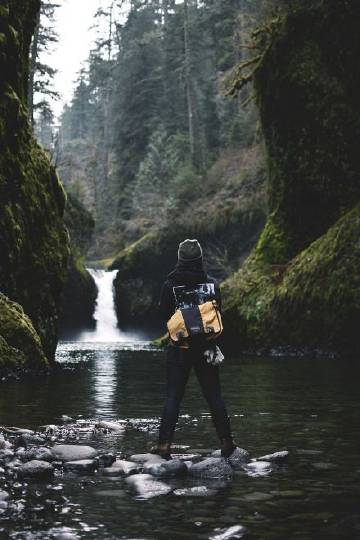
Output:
[167, 309, 189, 344]
[198, 300, 223, 339]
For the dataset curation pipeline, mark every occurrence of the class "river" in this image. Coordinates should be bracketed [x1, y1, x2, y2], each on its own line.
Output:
[0, 272, 359, 539]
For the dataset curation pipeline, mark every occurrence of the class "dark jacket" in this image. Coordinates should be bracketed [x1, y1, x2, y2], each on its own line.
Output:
[159, 259, 221, 322]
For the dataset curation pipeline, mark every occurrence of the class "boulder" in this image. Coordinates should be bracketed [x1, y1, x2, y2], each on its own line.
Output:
[125, 473, 172, 499]
[143, 459, 188, 478]
[243, 461, 272, 477]
[173, 486, 216, 497]
[24, 447, 53, 462]
[95, 420, 127, 432]
[98, 453, 116, 468]
[52, 445, 98, 462]
[190, 458, 233, 479]
[18, 460, 54, 479]
[0, 490, 9, 501]
[255, 450, 289, 463]
[130, 453, 166, 464]
[103, 460, 141, 477]
[64, 459, 98, 473]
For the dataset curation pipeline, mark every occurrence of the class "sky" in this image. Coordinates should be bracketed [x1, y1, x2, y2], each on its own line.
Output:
[49, 0, 111, 119]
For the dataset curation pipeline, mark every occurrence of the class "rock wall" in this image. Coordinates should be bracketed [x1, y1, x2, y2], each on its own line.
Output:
[0, 0, 69, 368]
[60, 194, 97, 334]
[222, 1, 360, 355]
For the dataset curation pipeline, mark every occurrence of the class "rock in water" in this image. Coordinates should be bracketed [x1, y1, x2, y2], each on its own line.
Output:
[210, 525, 246, 540]
[0, 434, 5, 450]
[130, 453, 166, 464]
[24, 447, 53, 462]
[126, 473, 172, 499]
[212, 447, 250, 467]
[243, 461, 272, 477]
[174, 486, 216, 497]
[18, 460, 54, 479]
[52, 445, 98, 462]
[65, 459, 98, 473]
[103, 460, 141, 477]
[190, 458, 233, 478]
[255, 450, 289, 463]
[95, 420, 127, 432]
[0, 490, 9, 501]
[99, 453, 116, 467]
[143, 459, 188, 478]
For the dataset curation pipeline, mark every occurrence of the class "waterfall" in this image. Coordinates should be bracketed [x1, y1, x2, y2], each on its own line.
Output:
[79, 269, 125, 342]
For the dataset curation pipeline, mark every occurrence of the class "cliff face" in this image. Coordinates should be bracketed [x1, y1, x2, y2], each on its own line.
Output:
[59, 193, 97, 335]
[0, 1, 69, 367]
[222, 1, 360, 355]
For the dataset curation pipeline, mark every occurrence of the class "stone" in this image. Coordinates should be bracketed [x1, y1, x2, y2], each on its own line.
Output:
[130, 453, 167, 464]
[174, 486, 216, 497]
[210, 525, 246, 540]
[126, 473, 172, 499]
[64, 459, 98, 473]
[95, 420, 127, 432]
[243, 461, 272, 477]
[18, 460, 54, 479]
[52, 445, 98, 462]
[98, 453, 116, 467]
[103, 460, 141, 477]
[143, 459, 188, 478]
[0, 490, 9, 501]
[190, 458, 233, 478]
[255, 450, 289, 463]
[24, 447, 53, 462]
[212, 447, 250, 467]
[18, 433, 45, 447]
[0, 435, 5, 450]
[0, 449, 14, 462]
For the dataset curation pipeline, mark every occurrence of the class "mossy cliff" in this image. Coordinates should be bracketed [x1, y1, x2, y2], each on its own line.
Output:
[60, 194, 97, 334]
[0, 1, 69, 368]
[222, 2, 360, 355]
[110, 146, 266, 327]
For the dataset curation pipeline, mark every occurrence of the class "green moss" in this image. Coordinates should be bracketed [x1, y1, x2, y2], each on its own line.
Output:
[0, 293, 48, 368]
[0, 1, 70, 364]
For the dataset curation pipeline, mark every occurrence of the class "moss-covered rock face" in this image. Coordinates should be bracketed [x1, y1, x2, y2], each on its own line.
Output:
[0, 1, 70, 365]
[59, 194, 97, 334]
[222, 2, 360, 355]
[0, 293, 47, 369]
[110, 147, 267, 327]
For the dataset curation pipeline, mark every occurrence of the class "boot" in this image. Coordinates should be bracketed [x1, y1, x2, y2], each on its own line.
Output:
[149, 441, 172, 460]
[220, 437, 237, 458]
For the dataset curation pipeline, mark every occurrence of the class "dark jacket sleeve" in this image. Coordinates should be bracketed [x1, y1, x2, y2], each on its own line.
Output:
[159, 280, 175, 322]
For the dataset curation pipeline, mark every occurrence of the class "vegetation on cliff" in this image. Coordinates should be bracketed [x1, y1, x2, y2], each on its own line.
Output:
[0, 0, 69, 369]
[60, 193, 97, 334]
[222, 1, 360, 355]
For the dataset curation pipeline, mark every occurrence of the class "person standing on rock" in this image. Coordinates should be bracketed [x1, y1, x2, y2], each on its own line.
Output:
[151, 239, 237, 460]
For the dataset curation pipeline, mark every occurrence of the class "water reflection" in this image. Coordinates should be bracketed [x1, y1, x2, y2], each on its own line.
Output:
[92, 349, 118, 418]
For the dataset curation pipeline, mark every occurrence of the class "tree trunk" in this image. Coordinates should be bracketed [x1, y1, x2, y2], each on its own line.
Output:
[28, 9, 41, 126]
[183, 0, 195, 162]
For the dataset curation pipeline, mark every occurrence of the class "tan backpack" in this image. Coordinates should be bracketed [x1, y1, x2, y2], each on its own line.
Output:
[167, 299, 223, 349]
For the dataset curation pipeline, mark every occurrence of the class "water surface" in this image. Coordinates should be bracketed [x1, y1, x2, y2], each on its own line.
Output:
[1, 342, 359, 539]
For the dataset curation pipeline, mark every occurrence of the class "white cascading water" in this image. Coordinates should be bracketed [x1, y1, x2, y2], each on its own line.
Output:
[80, 269, 125, 342]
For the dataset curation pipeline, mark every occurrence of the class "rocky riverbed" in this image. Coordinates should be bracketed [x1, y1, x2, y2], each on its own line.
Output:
[0, 416, 289, 538]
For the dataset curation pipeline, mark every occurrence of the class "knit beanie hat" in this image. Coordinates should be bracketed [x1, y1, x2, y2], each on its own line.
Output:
[178, 239, 203, 262]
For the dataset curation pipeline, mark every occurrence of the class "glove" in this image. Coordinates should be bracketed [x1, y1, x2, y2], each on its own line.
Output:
[204, 345, 224, 366]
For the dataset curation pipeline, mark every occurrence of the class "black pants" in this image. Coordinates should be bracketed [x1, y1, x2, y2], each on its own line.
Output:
[158, 345, 232, 444]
